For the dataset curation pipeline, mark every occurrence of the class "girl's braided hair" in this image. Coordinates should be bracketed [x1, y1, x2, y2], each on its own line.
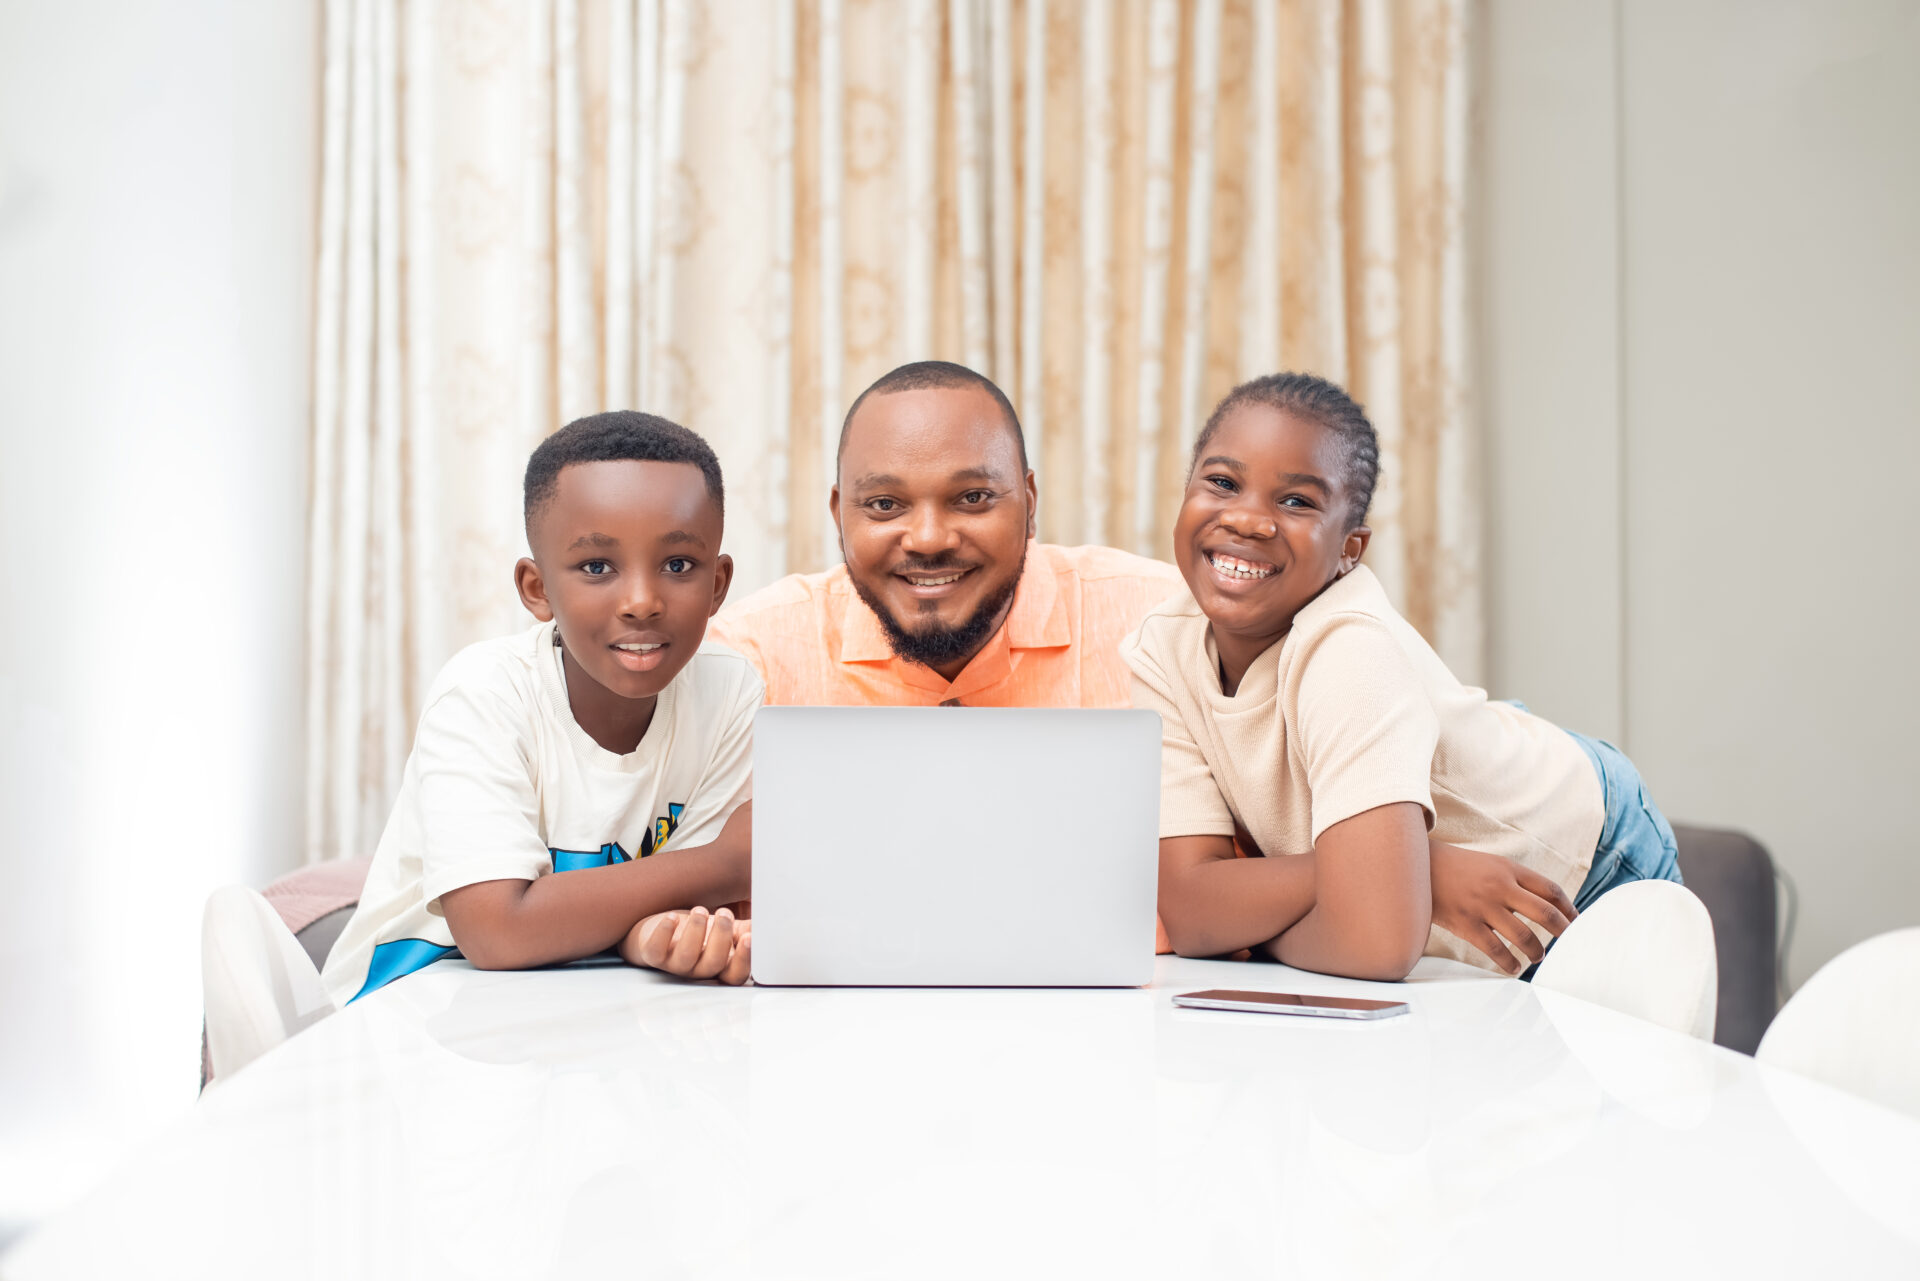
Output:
[1189, 373, 1380, 532]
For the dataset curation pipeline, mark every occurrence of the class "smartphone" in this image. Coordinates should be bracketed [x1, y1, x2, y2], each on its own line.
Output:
[1172, 989, 1410, 1020]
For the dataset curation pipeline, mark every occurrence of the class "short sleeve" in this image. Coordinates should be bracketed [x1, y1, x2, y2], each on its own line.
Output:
[414, 681, 554, 906]
[1292, 615, 1439, 843]
[1127, 632, 1236, 840]
[656, 659, 763, 852]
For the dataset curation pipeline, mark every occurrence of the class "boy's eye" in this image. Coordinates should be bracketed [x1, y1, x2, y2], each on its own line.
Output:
[581, 560, 614, 576]
[664, 556, 696, 574]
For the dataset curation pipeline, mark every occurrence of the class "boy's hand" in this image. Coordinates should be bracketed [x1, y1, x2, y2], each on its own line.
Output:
[1428, 842, 1577, 976]
[621, 906, 752, 985]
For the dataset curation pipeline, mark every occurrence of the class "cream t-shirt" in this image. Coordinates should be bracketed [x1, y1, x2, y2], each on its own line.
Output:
[1121, 565, 1603, 972]
[321, 621, 762, 1007]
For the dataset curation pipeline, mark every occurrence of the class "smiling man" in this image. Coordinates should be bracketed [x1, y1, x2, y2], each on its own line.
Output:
[708, 361, 1183, 711]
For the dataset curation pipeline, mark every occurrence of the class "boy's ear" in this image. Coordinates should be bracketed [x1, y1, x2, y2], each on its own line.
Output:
[1340, 526, 1371, 574]
[515, 557, 553, 621]
[1023, 469, 1038, 541]
[707, 552, 735, 617]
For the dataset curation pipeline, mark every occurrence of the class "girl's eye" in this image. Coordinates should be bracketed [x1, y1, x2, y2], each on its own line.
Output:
[582, 560, 613, 576]
[664, 557, 695, 574]
[1206, 475, 1237, 493]
[1280, 494, 1314, 509]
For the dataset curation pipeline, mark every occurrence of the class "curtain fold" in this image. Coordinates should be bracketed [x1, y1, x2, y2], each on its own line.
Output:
[306, 0, 1478, 862]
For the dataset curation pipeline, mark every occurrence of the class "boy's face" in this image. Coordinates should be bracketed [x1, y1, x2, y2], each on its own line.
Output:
[515, 459, 732, 704]
[1173, 404, 1369, 655]
[831, 385, 1037, 675]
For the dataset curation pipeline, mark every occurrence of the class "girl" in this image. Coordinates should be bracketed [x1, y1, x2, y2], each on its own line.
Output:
[1124, 373, 1681, 979]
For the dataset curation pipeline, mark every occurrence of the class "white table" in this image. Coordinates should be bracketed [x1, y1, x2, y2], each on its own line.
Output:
[8, 955, 1917, 1279]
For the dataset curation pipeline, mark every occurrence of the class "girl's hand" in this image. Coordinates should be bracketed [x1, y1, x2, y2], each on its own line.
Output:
[1428, 842, 1577, 975]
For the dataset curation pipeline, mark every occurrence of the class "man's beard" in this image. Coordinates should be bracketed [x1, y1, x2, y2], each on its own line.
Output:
[849, 544, 1027, 672]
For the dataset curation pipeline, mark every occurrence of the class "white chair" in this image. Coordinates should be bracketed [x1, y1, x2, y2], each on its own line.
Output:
[201, 885, 338, 1084]
[1757, 926, 1920, 1121]
[1532, 880, 1718, 1041]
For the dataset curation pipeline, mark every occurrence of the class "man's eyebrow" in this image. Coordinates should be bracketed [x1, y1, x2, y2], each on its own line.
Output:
[948, 465, 1008, 484]
[850, 472, 904, 491]
[567, 532, 620, 550]
[662, 529, 710, 549]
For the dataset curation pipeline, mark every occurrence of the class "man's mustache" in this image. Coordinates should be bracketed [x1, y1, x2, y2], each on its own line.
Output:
[891, 556, 976, 575]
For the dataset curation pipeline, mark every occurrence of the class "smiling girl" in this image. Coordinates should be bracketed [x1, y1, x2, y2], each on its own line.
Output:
[1123, 374, 1682, 980]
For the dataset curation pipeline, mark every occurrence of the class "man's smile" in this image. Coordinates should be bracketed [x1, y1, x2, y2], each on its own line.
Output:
[894, 564, 978, 597]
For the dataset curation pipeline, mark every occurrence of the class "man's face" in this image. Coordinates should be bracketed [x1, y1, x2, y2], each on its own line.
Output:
[832, 386, 1037, 677]
[516, 459, 732, 704]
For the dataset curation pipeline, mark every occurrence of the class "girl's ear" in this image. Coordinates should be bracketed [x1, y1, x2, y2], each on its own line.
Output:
[515, 557, 554, 621]
[1340, 525, 1371, 574]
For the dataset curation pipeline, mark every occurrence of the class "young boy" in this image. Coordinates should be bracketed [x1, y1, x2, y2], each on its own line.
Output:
[320, 411, 762, 1007]
[1124, 374, 1682, 980]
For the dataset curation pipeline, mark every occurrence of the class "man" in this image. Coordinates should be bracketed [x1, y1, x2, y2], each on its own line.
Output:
[708, 360, 1184, 710]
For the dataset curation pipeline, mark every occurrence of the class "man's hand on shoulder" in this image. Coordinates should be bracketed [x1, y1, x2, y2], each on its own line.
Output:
[622, 905, 752, 985]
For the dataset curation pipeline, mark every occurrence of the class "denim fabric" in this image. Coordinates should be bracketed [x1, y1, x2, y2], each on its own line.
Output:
[1563, 730, 1684, 910]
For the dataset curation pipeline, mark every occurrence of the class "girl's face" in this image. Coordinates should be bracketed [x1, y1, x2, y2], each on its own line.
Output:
[1173, 404, 1370, 674]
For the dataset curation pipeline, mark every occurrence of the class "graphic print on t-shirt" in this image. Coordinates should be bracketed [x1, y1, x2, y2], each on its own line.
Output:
[548, 802, 686, 871]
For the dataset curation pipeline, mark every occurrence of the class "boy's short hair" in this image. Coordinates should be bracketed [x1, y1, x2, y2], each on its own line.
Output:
[1191, 373, 1380, 531]
[524, 411, 724, 532]
[837, 360, 1029, 472]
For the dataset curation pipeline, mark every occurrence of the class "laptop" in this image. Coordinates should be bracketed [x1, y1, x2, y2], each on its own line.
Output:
[749, 706, 1161, 986]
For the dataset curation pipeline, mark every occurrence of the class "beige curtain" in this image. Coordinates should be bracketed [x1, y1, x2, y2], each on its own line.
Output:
[307, 0, 1478, 862]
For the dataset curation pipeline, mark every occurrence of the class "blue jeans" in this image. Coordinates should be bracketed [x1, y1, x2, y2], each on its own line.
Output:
[1563, 730, 1684, 909]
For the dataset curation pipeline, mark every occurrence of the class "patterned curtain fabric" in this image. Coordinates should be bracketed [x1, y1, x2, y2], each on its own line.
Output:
[307, 0, 1477, 862]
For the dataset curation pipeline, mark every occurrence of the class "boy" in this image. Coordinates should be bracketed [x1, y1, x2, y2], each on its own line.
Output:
[320, 411, 761, 1006]
[1125, 374, 1681, 980]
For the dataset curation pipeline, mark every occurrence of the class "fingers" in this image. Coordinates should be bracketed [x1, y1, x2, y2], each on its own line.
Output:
[1488, 908, 1547, 968]
[687, 908, 736, 980]
[661, 906, 716, 974]
[1466, 921, 1525, 976]
[1511, 867, 1578, 936]
[718, 921, 752, 986]
[630, 910, 687, 969]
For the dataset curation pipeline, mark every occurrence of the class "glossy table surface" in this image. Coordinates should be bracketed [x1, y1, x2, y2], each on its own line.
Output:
[8, 954, 1918, 1279]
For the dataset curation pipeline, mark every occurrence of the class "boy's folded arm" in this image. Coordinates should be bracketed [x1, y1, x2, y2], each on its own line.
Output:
[441, 803, 752, 971]
[1157, 835, 1318, 958]
[1262, 802, 1432, 981]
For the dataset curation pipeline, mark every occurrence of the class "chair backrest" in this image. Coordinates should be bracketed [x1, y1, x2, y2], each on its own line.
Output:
[1756, 927, 1920, 1121]
[202, 885, 337, 1083]
[1670, 823, 1778, 1053]
[1533, 880, 1718, 1041]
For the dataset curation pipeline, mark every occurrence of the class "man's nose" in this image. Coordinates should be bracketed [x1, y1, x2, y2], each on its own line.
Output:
[900, 504, 959, 555]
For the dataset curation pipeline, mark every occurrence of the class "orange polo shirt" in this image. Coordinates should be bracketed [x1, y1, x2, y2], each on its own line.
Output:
[708, 542, 1186, 951]
[708, 542, 1184, 710]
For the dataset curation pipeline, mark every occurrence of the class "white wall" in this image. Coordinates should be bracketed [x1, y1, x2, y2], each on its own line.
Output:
[0, 0, 316, 1241]
[1481, 0, 1920, 988]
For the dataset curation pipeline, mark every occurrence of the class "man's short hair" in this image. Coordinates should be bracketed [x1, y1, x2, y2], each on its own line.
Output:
[524, 410, 724, 532]
[836, 360, 1029, 472]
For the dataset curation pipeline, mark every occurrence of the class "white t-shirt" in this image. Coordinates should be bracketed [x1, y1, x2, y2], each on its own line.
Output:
[321, 621, 762, 1007]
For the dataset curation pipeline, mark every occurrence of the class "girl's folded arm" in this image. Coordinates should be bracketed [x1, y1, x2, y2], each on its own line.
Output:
[1157, 834, 1319, 958]
[1262, 801, 1431, 981]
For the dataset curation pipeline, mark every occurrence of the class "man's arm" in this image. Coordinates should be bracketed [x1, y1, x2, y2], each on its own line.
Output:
[1157, 834, 1319, 958]
[441, 802, 752, 971]
[1262, 802, 1431, 982]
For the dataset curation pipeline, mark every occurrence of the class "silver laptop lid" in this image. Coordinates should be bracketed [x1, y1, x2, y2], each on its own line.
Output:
[750, 707, 1161, 986]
